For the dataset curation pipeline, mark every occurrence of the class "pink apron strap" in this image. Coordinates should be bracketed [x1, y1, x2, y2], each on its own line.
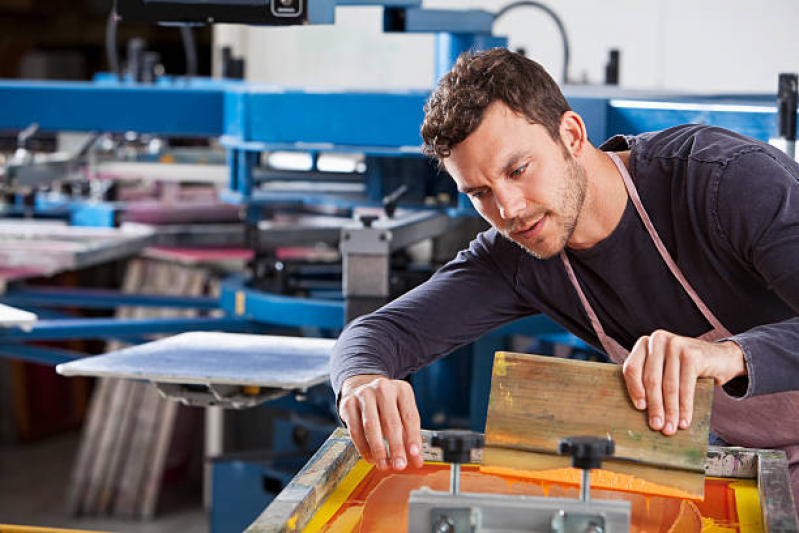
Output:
[559, 250, 626, 360]
[605, 152, 728, 334]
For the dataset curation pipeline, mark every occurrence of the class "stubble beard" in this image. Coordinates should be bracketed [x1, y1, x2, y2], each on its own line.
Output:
[506, 157, 587, 260]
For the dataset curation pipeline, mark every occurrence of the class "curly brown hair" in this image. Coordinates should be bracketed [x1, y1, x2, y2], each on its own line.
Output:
[421, 48, 571, 161]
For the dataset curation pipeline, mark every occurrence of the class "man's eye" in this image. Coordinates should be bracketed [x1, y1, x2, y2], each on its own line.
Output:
[510, 163, 527, 178]
[470, 191, 485, 199]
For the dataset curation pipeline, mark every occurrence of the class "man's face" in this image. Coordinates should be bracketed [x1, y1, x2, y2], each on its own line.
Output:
[444, 101, 587, 259]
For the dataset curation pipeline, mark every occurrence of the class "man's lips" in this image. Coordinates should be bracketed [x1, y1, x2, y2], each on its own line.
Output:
[513, 215, 547, 239]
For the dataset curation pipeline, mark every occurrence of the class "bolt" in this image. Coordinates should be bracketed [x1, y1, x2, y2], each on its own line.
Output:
[450, 463, 460, 495]
[433, 516, 454, 533]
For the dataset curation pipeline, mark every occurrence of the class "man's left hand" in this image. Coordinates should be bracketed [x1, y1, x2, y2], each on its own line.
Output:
[623, 330, 747, 436]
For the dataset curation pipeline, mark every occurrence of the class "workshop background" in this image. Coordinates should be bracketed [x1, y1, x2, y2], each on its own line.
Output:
[0, 1, 797, 532]
[218, 0, 799, 92]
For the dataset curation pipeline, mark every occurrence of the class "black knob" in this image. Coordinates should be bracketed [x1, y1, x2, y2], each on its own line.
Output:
[358, 214, 379, 228]
[382, 184, 408, 219]
[430, 430, 484, 464]
[558, 436, 614, 471]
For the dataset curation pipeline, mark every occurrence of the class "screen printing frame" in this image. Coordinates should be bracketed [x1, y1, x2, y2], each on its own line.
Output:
[245, 427, 799, 533]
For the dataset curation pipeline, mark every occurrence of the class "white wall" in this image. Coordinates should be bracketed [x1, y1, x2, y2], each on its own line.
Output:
[214, 0, 799, 94]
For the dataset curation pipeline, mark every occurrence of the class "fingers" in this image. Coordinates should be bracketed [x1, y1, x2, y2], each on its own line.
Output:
[339, 395, 372, 463]
[662, 346, 680, 435]
[397, 382, 423, 469]
[339, 377, 424, 472]
[643, 332, 666, 432]
[627, 331, 708, 436]
[375, 380, 407, 471]
[678, 350, 698, 430]
[623, 336, 648, 411]
[359, 385, 390, 469]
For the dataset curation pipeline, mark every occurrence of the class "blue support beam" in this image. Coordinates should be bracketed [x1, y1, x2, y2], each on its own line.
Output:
[0, 80, 224, 136]
[222, 89, 430, 152]
[219, 278, 344, 330]
[1, 287, 219, 310]
[4, 80, 781, 158]
[0, 316, 257, 341]
[434, 33, 508, 80]
[0, 343, 85, 366]
[607, 99, 780, 143]
[385, 8, 494, 34]
[569, 97, 611, 146]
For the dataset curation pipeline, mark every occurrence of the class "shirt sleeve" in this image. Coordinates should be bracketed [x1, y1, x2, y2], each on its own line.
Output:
[329, 228, 538, 397]
[714, 147, 799, 398]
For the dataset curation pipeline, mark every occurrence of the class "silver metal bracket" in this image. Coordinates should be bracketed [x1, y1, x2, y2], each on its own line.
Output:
[154, 382, 289, 409]
[429, 507, 477, 533]
[551, 510, 605, 533]
[408, 488, 630, 533]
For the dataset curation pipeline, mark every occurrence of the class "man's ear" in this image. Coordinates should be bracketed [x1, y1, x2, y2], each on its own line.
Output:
[559, 111, 588, 158]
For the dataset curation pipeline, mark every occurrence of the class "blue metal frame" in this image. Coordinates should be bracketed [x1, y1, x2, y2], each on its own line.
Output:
[222, 90, 430, 153]
[385, 8, 494, 34]
[219, 276, 344, 331]
[434, 33, 507, 80]
[0, 287, 219, 310]
[0, 80, 224, 136]
[0, 316, 258, 341]
[0, 281, 341, 365]
[0, 285, 254, 365]
[3, 83, 785, 219]
[0, 343, 85, 366]
[607, 98, 778, 141]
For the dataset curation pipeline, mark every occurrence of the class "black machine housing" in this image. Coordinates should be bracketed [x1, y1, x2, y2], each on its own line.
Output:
[116, 0, 307, 25]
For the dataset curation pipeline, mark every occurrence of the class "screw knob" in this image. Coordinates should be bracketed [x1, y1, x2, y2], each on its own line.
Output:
[382, 184, 409, 218]
[358, 214, 379, 228]
[558, 436, 615, 471]
[430, 430, 484, 464]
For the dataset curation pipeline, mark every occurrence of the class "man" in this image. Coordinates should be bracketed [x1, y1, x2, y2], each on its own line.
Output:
[330, 48, 799, 507]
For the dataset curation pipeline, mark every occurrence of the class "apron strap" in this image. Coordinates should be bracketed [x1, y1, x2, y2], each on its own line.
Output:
[559, 250, 622, 358]
[606, 151, 728, 334]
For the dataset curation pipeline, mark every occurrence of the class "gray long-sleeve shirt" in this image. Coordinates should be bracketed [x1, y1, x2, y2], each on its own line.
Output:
[330, 124, 799, 400]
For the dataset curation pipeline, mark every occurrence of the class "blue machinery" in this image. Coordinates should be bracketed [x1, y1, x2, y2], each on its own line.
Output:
[0, 83, 790, 355]
[0, 1, 797, 529]
[0, 0, 795, 438]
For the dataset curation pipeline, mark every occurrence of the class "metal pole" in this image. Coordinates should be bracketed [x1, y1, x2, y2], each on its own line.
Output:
[450, 463, 460, 495]
[580, 469, 590, 502]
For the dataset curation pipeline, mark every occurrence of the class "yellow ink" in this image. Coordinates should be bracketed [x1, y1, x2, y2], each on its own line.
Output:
[493, 352, 508, 376]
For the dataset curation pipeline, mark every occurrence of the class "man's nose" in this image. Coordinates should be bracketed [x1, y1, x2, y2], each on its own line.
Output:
[495, 184, 526, 220]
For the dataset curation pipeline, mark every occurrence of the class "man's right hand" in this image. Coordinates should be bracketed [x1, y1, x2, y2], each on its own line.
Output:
[338, 374, 424, 472]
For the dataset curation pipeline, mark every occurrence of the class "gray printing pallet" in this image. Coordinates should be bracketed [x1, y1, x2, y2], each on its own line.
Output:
[57, 331, 334, 408]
